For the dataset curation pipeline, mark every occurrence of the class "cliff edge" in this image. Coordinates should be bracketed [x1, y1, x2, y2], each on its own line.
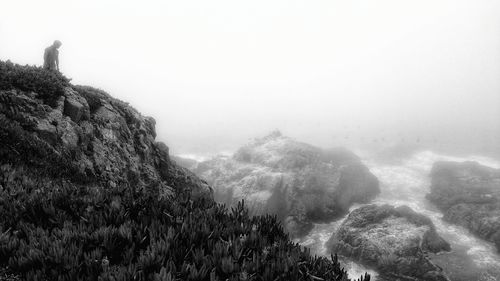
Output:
[0, 60, 212, 200]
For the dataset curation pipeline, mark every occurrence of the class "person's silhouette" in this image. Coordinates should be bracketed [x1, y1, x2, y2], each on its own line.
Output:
[43, 40, 62, 71]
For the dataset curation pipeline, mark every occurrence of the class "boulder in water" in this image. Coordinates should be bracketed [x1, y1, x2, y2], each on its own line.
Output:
[327, 204, 451, 281]
[426, 161, 500, 251]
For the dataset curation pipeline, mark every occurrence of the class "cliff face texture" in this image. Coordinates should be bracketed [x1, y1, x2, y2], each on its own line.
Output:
[194, 131, 380, 238]
[0, 62, 212, 200]
[426, 161, 500, 251]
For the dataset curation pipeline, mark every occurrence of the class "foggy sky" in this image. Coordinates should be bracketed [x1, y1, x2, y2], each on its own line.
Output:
[1, 0, 499, 156]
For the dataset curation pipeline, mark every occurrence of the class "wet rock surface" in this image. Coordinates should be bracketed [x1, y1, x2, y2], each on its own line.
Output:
[426, 161, 500, 251]
[0, 85, 212, 201]
[193, 131, 379, 237]
[327, 204, 451, 281]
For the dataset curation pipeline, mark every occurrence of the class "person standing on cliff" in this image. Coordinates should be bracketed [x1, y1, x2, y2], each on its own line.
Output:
[43, 40, 62, 71]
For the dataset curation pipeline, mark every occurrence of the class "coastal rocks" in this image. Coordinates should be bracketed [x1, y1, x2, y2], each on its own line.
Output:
[0, 84, 212, 201]
[63, 87, 90, 123]
[426, 161, 500, 251]
[327, 204, 450, 281]
[194, 131, 379, 237]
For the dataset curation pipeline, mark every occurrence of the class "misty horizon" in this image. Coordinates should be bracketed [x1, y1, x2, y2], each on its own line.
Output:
[2, 0, 499, 158]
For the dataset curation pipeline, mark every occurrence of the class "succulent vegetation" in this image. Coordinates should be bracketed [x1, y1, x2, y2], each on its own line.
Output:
[0, 60, 70, 104]
[0, 174, 369, 281]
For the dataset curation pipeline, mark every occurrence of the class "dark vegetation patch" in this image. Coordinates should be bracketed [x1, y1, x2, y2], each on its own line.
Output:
[0, 60, 70, 104]
[72, 85, 110, 113]
[0, 177, 369, 281]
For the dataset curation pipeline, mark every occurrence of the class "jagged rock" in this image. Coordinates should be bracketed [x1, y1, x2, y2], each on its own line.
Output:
[0, 84, 213, 201]
[63, 88, 90, 123]
[327, 204, 450, 281]
[426, 161, 500, 251]
[35, 119, 58, 145]
[58, 119, 79, 147]
[194, 132, 379, 237]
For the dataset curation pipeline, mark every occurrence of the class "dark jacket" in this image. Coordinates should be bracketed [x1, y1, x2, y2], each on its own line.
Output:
[43, 46, 59, 70]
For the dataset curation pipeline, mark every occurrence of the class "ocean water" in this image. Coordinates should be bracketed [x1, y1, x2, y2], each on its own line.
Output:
[297, 150, 500, 281]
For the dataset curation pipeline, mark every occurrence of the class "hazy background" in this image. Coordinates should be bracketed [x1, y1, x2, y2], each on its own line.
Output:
[1, 0, 499, 157]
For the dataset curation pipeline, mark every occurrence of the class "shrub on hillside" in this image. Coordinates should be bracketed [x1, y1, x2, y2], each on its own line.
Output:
[0, 60, 70, 103]
[72, 84, 145, 129]
[71, 85, 111, 112]
[0, 169, 369, 281]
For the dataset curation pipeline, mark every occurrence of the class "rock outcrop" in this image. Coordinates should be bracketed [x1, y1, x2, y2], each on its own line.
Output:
[327, 204, 450, 281]
[194, 131, 379, 237]
[426, 161, 500, 251]
[0, 82, 212, 201]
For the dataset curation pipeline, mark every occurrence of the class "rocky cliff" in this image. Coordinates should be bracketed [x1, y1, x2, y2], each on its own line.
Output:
[426, 161, 500, 251]
[328, 204, 451, 281]
[0, 61, 212, 200]
[194, 131, 380, 238]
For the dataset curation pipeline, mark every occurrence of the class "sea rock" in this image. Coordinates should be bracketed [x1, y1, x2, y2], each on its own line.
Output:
[426, 161, 500, 251]
[0, 85, 212, 201]
[327, 204, 450, 281]
[194, 131, 379, 237]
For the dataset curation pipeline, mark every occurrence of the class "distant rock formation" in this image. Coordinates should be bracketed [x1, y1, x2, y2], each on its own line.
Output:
[426, 161, 500, 251]
[0, 83, 212, 201]
[194, 131, 380, 237]
[327, 204, 451, 281]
